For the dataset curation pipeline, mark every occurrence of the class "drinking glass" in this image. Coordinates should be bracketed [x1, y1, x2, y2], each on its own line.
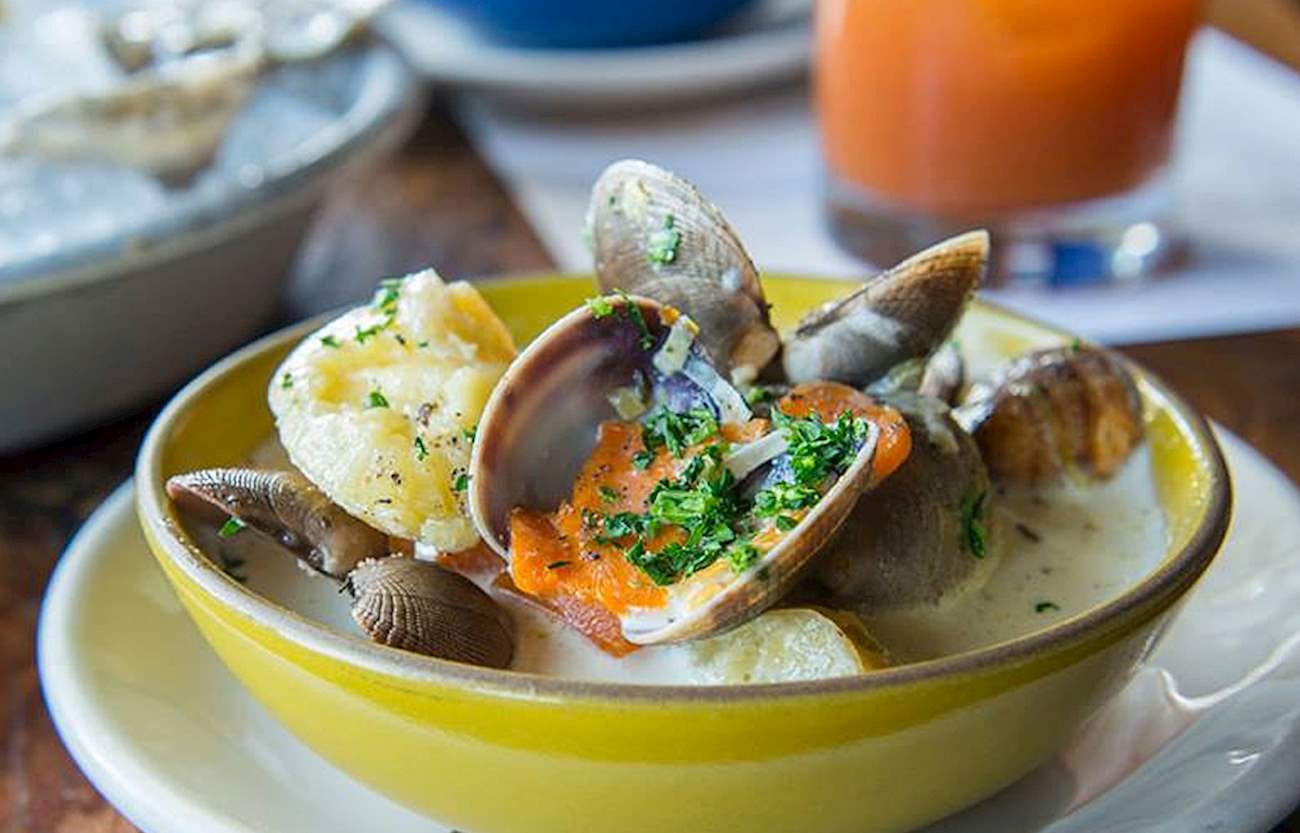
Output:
[816, 0, 1200, 285]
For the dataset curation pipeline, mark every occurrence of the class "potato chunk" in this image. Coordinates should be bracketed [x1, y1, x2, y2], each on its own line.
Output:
[269, 270, 515, 552]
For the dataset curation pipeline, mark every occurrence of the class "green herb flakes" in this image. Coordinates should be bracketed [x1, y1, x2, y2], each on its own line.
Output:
[414, 436, 429, 461]
[646, 214, 681, 265]
[373, 277, 404, 313]
[961, 490, 989, 558]
[615, 290, 656, 351]
[725, 541, 759, 572]
[547, 560, 571, 570]
[217, 516, 245, 538]
[586, 296, 615, 318]
[453, 472, 470, 492]
[280, 372, 293, 389]
[773, 408, 868, 486]
[320, 335, 340, 348]
[599, 485, 619, 504]
[365, 390, 390, 409]
[640, 405, 718, 458]
[1035, 601, 1061, 613]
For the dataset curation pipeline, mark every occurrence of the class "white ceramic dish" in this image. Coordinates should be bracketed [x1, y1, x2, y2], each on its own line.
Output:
[377, 0, 810, 109]
[0, 44, 421, 454]
[38, 429, 1300, 833]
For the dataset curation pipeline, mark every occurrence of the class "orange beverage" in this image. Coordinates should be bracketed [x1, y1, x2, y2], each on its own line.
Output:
[817, 0, 1199, 216]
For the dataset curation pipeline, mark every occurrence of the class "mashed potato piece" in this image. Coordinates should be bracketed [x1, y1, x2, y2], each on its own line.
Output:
[269, 270, 516, 552]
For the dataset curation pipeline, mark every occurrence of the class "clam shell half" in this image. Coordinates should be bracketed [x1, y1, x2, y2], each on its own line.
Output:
[470, 295, 884, 644]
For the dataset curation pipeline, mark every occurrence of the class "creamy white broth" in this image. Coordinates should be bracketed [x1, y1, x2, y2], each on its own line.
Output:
[209, 436, 1167, 684]
[861, 443, 1167, 662]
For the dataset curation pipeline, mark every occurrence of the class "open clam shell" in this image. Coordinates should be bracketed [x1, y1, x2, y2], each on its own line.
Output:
[469, 295, 884, 645]
[782, 231, 989, 387]
[588, 159, 780, 380]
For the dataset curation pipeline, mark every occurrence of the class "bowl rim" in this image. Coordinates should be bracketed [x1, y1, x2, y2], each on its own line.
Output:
[136, 272, 1232, 704]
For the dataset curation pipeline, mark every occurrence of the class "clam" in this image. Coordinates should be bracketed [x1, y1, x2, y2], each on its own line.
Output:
[166, 467, 386, 577]
[782, 231, 989, 387]
[347, 557, 513, 667]
[469, 295, 890, 645]
[587, 160, 780, 381]
[918, 341, 965, 405]
[802, 393, 994, 611]
[955, 345, 1144, 483]
[167, 467, 513, 667]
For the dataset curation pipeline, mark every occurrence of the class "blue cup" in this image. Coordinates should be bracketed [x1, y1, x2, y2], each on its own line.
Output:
[428, 0, 759, 48]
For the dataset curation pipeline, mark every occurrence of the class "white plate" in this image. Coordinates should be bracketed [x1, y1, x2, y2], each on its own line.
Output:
[38, 429, 1300, 833]
[376, 0, 811, 109]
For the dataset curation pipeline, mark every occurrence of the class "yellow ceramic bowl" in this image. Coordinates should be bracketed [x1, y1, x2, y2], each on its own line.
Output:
[137, 275, 1230, 833]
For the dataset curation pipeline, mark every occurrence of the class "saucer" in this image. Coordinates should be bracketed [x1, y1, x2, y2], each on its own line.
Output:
[38, 429, 1300, 833]
[376, 0, 810, 109]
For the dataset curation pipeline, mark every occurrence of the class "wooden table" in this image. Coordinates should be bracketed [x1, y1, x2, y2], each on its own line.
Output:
[2, 105, 1297, 832]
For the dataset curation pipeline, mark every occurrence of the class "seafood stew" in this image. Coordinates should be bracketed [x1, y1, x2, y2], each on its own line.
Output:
[167, 160, 1167, 686]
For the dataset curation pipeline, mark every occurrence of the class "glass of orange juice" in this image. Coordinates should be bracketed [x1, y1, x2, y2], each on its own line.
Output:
[816, 0, 1200, 284]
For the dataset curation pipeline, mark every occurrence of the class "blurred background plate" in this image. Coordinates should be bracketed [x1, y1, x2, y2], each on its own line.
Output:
[376, 0, 811, 109]
[0, 42, 422, 454]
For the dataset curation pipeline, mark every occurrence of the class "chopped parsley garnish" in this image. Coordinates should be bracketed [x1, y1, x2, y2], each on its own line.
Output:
[961, 490, 989, 558]
[754, 481, 820, 517]
[414, 436, 429, 461]
[320, 335, 340, 348]
[640, 405, 718, 458]
[588, 292, 656, 350]
[618, 291, 656, 351]
[604, 405, 870, 587]
[598, 511, 644, 541]
[631, 449, 655, 470]
[1035, 601, 1061, 613]
[373, 277, 403, 313]
[394, 333, 407, 346]
[453, 472, 469, 492]
[725, 541, 759, 572]
[280, 372, 293, 389]
[417, 339, 430, 348]
[462, 425, 477, 442]
[354, 322, 385, 343]
[744, 385, 775, 406]
[365, 390, 390, 409]
[547, 560, 571, 570]
[773, 408, 869, 485]
[217, 516, 245, 538]
[586, 296, 615, 318]
[598, 485, 619, 504]
[646, 214, 681, 265]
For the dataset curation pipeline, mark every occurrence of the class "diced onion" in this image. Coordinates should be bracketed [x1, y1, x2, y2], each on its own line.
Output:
[607, 385, 648, 420]
[723, 432, 788, 481]
[652, 318, 698, 376]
